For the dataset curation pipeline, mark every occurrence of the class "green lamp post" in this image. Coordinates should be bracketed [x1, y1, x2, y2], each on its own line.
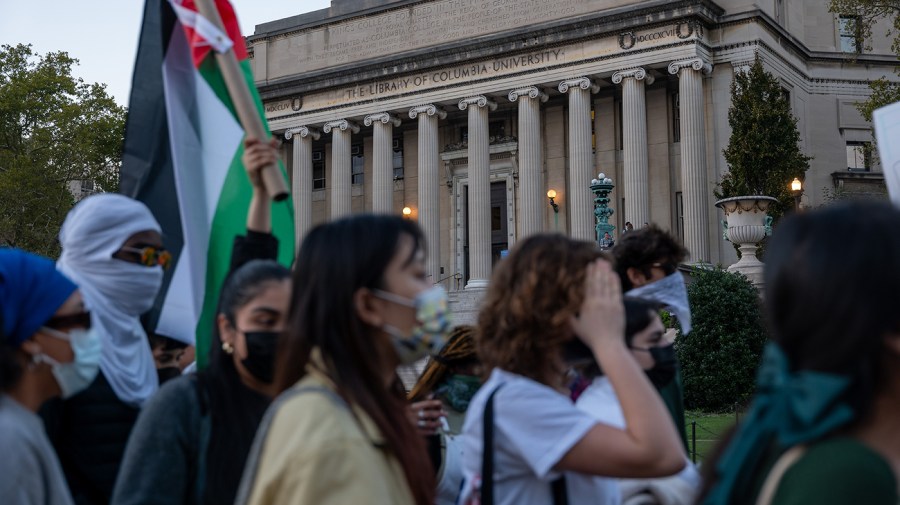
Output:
[591, 173, 615, 248]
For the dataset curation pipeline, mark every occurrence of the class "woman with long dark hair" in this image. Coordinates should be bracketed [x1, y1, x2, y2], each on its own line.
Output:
[699, 201, 900, 505]
[113, 138, 291, 505]
[458, 234, 685, 505]
[237, 214, 448, 505]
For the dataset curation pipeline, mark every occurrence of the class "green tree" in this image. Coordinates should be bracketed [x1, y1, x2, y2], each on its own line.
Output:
[716, 59, 811, 223]
[828, 1, 900, 147]
[0, 43, 126, 256]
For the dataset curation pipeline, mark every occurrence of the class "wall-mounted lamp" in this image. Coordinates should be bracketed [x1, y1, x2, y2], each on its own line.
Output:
[402, 206, 413, 218]
[547, 189, 560, 231]
[547, 189, 559, 213]
[790, 177, 802, 211]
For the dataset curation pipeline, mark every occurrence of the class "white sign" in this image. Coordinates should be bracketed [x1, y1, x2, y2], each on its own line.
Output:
[873, 100, 900, 206]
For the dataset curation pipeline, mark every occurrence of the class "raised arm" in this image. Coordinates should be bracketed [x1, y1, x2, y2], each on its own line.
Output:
[231, 137, 281, 273]
[557, 260, 686, 478]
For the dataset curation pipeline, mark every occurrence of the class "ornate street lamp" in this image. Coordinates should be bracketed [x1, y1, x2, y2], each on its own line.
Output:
[591, 173, 615, 248]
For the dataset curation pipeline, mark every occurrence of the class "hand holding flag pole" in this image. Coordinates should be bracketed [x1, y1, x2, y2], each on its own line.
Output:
[193, 0, 289, 201]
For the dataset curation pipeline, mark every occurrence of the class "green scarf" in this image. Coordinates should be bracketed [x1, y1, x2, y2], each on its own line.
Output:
[437, 374, 481, 412]
[703, 342, 855, 505]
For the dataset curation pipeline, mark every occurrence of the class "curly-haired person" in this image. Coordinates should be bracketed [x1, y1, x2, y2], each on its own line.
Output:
[458, 234, 685, 505]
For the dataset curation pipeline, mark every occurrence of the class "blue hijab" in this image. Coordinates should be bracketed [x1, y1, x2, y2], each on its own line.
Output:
[0, 248, 77, 346]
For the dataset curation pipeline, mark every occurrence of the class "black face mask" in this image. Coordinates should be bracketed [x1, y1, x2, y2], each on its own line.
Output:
[157, 366, 181, 385]
[241, 331, 279, 384]
[644, 343, 678, 388]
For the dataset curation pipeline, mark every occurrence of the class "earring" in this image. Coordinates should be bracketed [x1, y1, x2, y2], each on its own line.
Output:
[222, 342, 234, 355]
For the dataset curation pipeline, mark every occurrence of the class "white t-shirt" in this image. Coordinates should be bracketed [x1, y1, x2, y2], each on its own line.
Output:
[458, 369, 620, 505]
[573, 377, 701, 503]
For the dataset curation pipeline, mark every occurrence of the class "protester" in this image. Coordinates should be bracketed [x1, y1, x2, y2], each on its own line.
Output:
[112, 137, 290, 505]
[236, 215, 447, 505]
[612, 225, 691, 448]
[147, 331, 187, 385]
[409, 325, 481, 505]
[458, 234, 685, 504]
[571, 297, 700, 505]
[699, 201, 900, 505]
[38, 193, 166, 505]
[0, 249, 102, 505]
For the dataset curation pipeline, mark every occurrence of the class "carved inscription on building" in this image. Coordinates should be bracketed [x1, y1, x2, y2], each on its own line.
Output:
[262, 21, 697, 118]
[264, 0, 643, 78]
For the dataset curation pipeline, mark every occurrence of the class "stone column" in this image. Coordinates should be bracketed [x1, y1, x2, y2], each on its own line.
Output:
[364, 113, 402, 214]
[459, 96, 496, 289]
[558, 77, 600, 241]
[509, 86, 548, 237]
[669, 58, 713, 263]
[409, 104, 447, 284]
[322, 119, 359, 220]
[612, 68, 654, 228]
[284, 125, 319, 241]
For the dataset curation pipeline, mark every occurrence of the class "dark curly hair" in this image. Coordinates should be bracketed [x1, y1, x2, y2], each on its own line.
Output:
[612, 225, 687, 291]
[477, 234, 608, 387]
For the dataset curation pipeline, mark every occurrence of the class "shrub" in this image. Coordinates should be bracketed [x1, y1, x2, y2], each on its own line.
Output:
[677, 268, 768, 412]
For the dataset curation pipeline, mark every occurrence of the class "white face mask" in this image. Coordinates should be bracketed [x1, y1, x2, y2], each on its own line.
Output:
[36, 326, 103, 398]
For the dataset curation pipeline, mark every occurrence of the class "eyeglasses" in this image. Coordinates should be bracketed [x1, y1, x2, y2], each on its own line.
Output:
[120, 246, 172, 269]
[44, 311, 92, 331]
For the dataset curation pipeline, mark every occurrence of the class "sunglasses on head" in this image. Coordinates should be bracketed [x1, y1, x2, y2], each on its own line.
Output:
[120, 246, 172, 269]
[44, 311, 92, 331]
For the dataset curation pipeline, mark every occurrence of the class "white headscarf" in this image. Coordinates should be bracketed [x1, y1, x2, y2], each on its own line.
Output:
[57, 194, 163, 406]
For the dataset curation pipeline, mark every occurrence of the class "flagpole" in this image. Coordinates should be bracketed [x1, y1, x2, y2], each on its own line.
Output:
[194, 0, 289, 202]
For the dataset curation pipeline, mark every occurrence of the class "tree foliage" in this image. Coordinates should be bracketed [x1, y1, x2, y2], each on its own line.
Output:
[0, 43, 126, 256]
[716, 59, 811, 223]
[677, 268, 768, 412]
[828, 0, 900, 151]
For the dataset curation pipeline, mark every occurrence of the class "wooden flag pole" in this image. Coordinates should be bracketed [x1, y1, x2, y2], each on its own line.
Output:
[193, 0, 289, 201]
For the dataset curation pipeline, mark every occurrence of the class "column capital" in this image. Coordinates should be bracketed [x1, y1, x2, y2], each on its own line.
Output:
[508, 86, 549, 102]
[611, 68, 655, 86]
[322, 119, 360, 134]
[668, 58, 713, 76]
[284, 125, 320, 140]
[363, 112, 402, 127]
[408, 104, 447, 120]
[558, 77, 600, 94]
[458, 96, 497, 111]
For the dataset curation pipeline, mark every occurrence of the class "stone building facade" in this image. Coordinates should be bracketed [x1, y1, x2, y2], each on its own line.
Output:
[247, 0, 896, 314]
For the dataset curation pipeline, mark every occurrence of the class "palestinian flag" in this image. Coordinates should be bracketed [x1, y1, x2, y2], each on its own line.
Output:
[120, 0, 294, 368]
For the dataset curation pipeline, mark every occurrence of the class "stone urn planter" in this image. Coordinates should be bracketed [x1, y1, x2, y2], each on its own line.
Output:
[715, 196, 778, 288]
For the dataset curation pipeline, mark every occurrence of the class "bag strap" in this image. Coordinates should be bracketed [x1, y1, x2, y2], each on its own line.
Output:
[481, 385, 504, 505]
[754, 445, 807, 505]
[481, 384, 568, 505]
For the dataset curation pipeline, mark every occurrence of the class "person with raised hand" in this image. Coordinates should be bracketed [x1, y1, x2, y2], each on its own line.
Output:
[112, 136, 291, 505]
[458, 234, 685, 505]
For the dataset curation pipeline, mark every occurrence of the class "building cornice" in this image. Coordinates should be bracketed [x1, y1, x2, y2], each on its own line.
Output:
[253, 0, 722, 98]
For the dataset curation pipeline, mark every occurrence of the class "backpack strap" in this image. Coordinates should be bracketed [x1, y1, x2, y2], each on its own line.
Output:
[754, 445, 807, 505]
[481, 383, 568, 505]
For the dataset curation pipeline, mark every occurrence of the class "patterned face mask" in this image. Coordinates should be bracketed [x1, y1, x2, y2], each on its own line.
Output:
[374, 285, 452, 365]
